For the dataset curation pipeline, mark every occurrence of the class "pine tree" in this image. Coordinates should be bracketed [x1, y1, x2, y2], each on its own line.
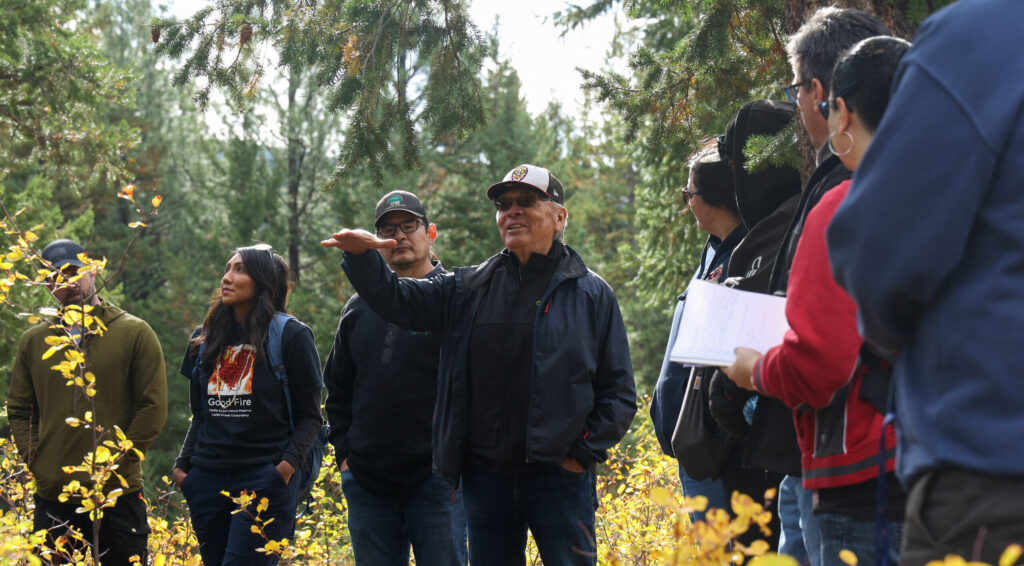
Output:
[151, 0, 487, 184]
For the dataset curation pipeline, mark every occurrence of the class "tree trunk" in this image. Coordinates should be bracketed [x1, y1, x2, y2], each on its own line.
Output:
[286, 69, 305, 282]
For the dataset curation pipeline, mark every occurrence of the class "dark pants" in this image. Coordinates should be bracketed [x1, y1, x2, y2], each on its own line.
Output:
[900, 467, 1024, 565]
[181, 464, 302, 566]
[461, 463, 598, 566]
[341, 469, 467, 566]
[33, 491, 149, 566]
[719, 463, 783, 549]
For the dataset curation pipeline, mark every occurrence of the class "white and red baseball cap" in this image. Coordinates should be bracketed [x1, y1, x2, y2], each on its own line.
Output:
[486, 164, 565, 204]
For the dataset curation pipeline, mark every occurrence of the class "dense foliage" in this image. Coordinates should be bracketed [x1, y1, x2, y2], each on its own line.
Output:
[3, 0, 1003, 564]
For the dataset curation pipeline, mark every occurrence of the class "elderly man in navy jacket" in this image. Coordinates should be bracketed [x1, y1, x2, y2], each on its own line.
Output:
[323, 164, 637, 566]
[827, 1, 1024, 563]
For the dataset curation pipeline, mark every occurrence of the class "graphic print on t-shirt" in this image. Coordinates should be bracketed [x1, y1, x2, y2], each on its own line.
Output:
[207, 344, 256, 417]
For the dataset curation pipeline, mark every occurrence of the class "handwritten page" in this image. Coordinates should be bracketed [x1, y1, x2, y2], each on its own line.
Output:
[670, 279, 790, 366]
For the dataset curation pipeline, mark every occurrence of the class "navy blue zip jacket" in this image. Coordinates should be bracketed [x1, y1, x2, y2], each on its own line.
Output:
[651, 225, 746, 456]
[827, 0, 1024, 487]
[341, 244, 637, 478]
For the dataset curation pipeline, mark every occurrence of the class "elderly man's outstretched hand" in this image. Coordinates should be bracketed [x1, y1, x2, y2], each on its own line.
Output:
[321, 229, 397, 254]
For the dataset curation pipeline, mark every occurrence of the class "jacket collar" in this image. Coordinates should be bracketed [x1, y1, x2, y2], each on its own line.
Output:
[464, 243, 587, 289]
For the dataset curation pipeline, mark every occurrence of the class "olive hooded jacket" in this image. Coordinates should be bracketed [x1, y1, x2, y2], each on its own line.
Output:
[9, 301, 167, 501]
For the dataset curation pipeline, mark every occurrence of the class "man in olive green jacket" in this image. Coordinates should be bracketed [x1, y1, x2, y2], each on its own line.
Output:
[8, 239, 167, 565]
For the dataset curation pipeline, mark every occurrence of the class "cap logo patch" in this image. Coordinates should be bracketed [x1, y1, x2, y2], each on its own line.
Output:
[510, 166, 528, 182]
[387, 194, 403, 207]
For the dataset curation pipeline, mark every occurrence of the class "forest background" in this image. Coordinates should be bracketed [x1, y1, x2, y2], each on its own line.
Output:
[0, 0, 945, 561]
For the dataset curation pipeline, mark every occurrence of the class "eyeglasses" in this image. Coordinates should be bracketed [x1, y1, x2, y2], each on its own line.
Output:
[783, 79, 811, 103]
[817, 101, 830, 119]
[376, 219, 426, 238]
[681, 188, 699, 205]
[493, 194, 551, 212]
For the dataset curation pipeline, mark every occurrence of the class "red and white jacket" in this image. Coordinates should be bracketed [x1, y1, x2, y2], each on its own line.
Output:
[752, 180, 896, 490]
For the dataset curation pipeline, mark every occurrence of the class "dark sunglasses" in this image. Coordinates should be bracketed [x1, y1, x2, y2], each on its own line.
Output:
[376, 218, 426, 238]
[783, 79, 811, 103]
[493, 194, 551, 212]
[817, 101, 830, 120]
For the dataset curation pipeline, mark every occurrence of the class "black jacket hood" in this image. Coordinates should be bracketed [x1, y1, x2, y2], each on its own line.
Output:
[723, 100, 802, 228]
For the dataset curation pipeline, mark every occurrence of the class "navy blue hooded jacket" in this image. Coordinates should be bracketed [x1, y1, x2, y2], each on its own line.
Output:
[341, 244, 637, 479]
[827, 0, 1024, 486]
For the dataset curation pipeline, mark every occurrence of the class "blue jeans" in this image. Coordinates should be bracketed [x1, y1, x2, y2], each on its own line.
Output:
[678, 463, 728, 524]
[461, 463, 598, 566]
[778, 475, 822, 566]
[340, 469, 467, 566]
[817, 512, 902, 565]
[181, 464, 302, 566]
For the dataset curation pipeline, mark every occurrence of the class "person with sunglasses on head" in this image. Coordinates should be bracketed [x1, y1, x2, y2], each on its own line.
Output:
[323, 191, 467, 566]
[722, 36, 912, 566]
[322, 164, 637, 566]
[172, 244, 324, 566]
[9, 238, 167, 565]
[650, 140, 745, 526]
[721, 8, 889, 565]
[828, 1, 1024, 562]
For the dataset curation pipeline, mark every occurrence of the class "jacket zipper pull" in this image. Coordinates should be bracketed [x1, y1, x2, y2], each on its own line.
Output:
[544, 300, 551, 314]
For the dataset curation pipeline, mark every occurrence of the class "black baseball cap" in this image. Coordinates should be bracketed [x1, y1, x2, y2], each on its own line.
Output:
[41, 239, 87, 269]
[486, 164, 565, 204]
[374, 191, 427, 226]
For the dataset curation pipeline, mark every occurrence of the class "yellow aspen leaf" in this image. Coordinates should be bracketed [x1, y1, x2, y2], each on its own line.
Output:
[250, 525, 261, 534]
[28, 315, 40, 324]
[65, 417, 81, 427]
[44, 335, 67, 346]
[64, 349, 85, 364]
[84, 411, 93, 422]
[839, 549, 858, 565]
[118, 184, 136, 201]
[1000, 544, 1023, 566]
[152, 195, 163, 208]
[749, 556, 800, 566]
[25, 230, 39, 242]
[129, 221, 148, 229]
[6, 250, 24, 262]
[0, 261, 13, 270]
[94, 446, 111, 463]
[649, 486, 675, 506]
[747, 540, 770, 555]
[41, 345, 64, 360]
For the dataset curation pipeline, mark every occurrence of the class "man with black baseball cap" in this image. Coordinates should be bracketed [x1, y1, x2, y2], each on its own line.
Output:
[9, 238, 167, 564]
[324, 191, 466, 565]
[323, 165, 637, 565]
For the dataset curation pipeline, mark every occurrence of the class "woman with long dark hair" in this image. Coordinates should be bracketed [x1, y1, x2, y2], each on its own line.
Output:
[172, 244, 323, 565]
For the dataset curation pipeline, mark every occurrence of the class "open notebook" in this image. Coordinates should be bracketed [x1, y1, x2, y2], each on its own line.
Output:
[670, 279, 790, 366]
